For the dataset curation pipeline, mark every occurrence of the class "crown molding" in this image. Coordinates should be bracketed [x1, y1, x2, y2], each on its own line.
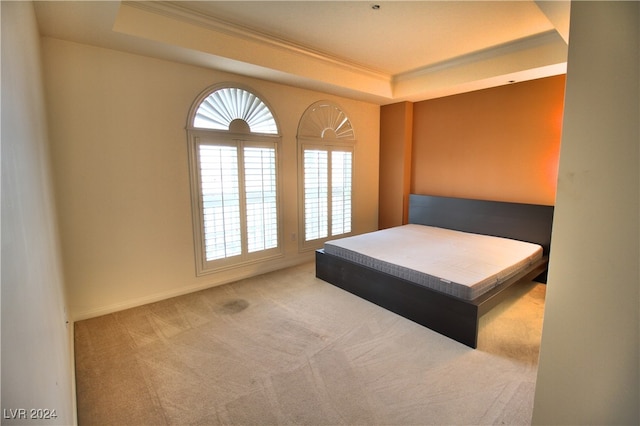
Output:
[124, 1, 390, 81]
[395, 30, 565, 83]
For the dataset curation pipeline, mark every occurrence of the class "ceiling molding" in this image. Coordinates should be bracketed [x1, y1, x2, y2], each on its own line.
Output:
[396, 30, 565, 83]
[393, 63, 567, 103]
[36, 1, 569, 105]
[126, 1, 391, 81]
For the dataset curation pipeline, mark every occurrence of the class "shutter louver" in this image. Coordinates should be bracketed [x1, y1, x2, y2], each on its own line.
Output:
[194, 88, 278, 134]
[331, 150, 352, 236]
[304, 149, 328, 241]
[199, 145, 241, 261]
[244, 147, 278, 252]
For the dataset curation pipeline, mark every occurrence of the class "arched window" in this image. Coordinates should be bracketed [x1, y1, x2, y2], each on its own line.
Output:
[187, 85, 282, 275]
[297, 101, 355, 250]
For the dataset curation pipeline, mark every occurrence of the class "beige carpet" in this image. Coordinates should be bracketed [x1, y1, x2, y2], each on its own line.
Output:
[74, 261, 545, 425]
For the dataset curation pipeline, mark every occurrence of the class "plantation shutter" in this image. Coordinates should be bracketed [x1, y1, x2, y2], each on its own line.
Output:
[188, 84, 282, 275]
[304, 149, 329, 241]
[199, 144, 242, 261]
[244, 146, 278, 252]
[331, 150, 352, 236]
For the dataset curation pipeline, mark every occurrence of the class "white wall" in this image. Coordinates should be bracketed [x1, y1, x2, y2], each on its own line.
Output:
[41, 37, 380, 320]
[1, 2, 76, 424]
[533, 2, 639, 424]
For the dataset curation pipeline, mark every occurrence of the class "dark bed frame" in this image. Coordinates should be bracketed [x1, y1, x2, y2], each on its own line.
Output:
[315, 194, 554, 348]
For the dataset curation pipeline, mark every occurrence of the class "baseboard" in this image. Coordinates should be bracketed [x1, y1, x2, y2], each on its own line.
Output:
[71, 254, 314, 321]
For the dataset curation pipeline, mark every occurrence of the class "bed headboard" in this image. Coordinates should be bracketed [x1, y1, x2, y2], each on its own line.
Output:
[408, 194, 554, 254]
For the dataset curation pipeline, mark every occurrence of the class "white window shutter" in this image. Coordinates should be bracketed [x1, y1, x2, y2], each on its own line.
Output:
[244, 147, 278, 253]
[188, 85, 282, 275]
[303, 149, 329, 241]
[199, 145, 241, 261]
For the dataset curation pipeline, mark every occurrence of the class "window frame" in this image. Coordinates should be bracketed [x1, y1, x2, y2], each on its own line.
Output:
[297, 101, 356, 252]
[186, 84, 283, 276]
[298, 139, 355, 251]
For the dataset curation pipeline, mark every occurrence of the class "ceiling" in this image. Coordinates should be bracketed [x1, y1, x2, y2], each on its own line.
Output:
[34, 1, 570, 105]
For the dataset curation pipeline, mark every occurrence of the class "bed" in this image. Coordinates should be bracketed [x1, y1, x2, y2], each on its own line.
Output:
[315, 194, 554, 348]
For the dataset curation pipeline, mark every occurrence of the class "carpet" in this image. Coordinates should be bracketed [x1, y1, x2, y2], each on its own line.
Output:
[74, 261, 545, 425]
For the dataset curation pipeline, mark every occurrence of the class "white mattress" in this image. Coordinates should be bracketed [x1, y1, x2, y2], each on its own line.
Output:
[323, 224, 543, 300]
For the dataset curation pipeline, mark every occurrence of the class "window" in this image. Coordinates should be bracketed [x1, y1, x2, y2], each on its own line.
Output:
[298, 101, 355, 250]
[187, 85, 281, 275]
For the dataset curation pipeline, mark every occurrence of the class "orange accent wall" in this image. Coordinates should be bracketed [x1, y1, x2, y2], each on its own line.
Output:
[379, 102, 413, 228]
[411, 75, 565, 206]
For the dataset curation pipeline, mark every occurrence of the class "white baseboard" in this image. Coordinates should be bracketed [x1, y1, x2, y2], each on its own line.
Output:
[71, 253, 315, 321]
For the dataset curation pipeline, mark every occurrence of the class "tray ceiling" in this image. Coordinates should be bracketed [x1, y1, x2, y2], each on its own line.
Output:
[34, 1, 570, 104]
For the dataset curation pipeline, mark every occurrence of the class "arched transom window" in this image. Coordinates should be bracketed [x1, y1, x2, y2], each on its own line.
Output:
[298, 101, 355, 250]
[187, 85, 282, 275]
